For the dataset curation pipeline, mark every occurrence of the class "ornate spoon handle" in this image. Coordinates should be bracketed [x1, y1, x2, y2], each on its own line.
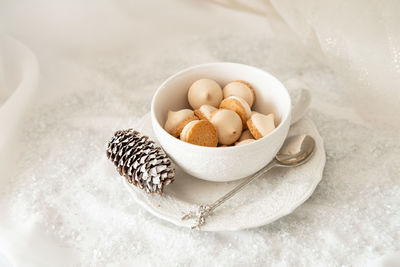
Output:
[181, 160, 277, 229]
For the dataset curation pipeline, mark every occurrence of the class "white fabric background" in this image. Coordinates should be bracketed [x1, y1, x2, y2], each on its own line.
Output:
[0, 0, 399, 266]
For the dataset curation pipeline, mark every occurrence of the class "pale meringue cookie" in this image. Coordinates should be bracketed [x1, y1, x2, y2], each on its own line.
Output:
[238, 129, 254, 141]
[164, 109, 198, 137]
[188, 79, 223, 109]
[223, 81, 255, 107]
[227, 96, 252, 119]
[235, 139, 256, 146]
[210, 109, 242, 145]
[247, 112, 276, 139]
[194, 104, 218, 121]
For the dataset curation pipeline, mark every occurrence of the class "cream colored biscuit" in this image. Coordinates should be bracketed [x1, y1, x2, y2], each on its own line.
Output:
[194, 109, 207, 121]
[223, 80, 256, 107]
[219, 96, 251, 128]
[194, 104, 217, 121]
[180, 120, 218, 147]
[235, 139, 256, 146]
[247, 113, 275, 139]
[247, 119, 263, 140]
[164, 109, 198, 137]
[238, 129, 254, 141]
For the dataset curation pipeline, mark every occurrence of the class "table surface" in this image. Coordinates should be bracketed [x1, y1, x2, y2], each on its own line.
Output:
[0, 1, 399, 266]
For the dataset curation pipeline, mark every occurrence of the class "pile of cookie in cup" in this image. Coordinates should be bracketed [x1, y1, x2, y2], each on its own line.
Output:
[164, 79, 277, 147]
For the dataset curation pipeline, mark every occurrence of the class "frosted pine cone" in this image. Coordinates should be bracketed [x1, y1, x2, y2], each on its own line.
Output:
[106, 129, 175, 194]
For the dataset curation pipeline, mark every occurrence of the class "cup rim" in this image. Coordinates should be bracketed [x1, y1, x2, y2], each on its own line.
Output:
[151, 62, 291, 151]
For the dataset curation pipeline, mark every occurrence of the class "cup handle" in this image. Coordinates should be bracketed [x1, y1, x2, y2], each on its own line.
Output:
[290, 88, 312, 125]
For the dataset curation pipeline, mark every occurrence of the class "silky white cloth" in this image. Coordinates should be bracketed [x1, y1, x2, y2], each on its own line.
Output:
[0, 1, 399, 266]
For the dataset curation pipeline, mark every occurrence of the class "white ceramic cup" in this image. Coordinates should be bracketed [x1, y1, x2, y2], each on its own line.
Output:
[152, 62, 298, 182]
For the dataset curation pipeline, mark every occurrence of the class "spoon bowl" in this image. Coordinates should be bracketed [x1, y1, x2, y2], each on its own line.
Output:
[275, 134, 315, 167]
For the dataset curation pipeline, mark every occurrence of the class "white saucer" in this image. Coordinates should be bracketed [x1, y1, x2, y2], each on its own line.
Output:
[124, 112, 326, 231]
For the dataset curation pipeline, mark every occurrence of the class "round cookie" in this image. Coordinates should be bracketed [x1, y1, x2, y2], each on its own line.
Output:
[219, 96, 251, 128]
[235, 139, 256, 146]
[164, 109, 199, 137]
[247, 113, 275, 140]
[194, 104, 217, 121]
[180, 120, 218, 147]
[218, 144, 229, 147]
[223, 80, 255, 107]
[188, 79, 223, 109]
[210, 109, 242, 145]
[238, 129, 254, 141]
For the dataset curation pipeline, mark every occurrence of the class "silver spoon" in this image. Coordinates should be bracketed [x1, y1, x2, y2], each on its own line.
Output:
[181, 134, 316, 229]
